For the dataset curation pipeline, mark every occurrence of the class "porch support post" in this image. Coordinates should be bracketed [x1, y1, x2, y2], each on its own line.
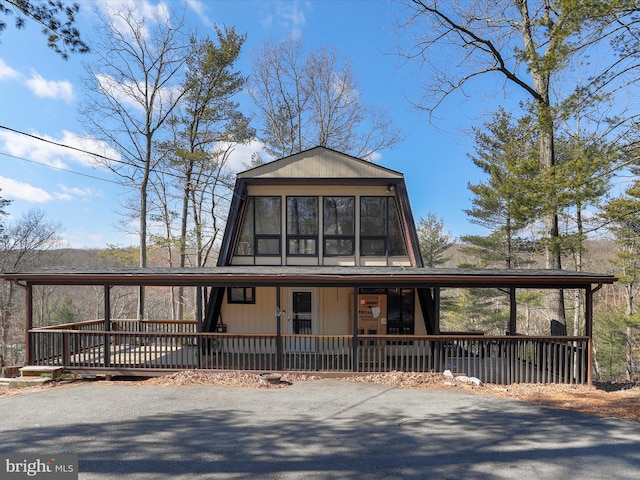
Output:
[25, 282, 33, 365]
[196, 286, 202, 369]
[104, 285, 111, 369]
[509, 287, 517, 335]
[585, 285, 596, 386]
[352, 287, 359, 372]
[434, 287, 441, 334]
[276, 287, 283, 370]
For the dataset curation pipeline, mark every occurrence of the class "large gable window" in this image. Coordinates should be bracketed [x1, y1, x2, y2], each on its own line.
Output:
[323, 196, 354, 256]
[234, 196, 281, 256]
[287, 196, 318, 255]
[360, 197, 407, 256]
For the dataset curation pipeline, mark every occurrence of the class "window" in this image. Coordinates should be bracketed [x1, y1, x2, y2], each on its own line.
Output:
[234, 197, 281, 256]
[287, 197, 318, 255]
[323, 197, 355, 256]
[360, 197, 407, 256]
[227, 287, 255, 304]
[358, 288, 415, 336]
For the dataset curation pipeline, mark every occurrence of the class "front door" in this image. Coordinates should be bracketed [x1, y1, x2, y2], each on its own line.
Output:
[292, 290, 312, 334]
[286, 288, 317, 353]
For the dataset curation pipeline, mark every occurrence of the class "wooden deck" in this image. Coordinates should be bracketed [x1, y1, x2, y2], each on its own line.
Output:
[26, 320, 590, 384]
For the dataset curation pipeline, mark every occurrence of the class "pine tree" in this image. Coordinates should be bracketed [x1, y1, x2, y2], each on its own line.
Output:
[416, 212, 454, 268]
[461, 109, 540, 268]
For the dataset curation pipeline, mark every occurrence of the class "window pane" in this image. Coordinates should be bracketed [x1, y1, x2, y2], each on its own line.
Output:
[323, 197, 354, 235]
[362, 238, 385, 256]
[287, 197, 317, 235]
[324, 238, 354, 256]
[230, 287, 245, 302]
[361, 197, 386, 235]
[257, 237, 280, 255]
[255, 197, 281, 235]
[234, 198, 254, 255]
[388, 198, 407, 256]
[288, 238, 317, 255]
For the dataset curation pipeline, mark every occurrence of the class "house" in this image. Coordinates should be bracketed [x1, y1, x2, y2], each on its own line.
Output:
[0, 147, 617, 384]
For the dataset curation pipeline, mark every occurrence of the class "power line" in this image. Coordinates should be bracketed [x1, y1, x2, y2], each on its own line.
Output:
[0, 151, 122, 185]
[0, 124, 118, 164]
[0, 124, 240, 192]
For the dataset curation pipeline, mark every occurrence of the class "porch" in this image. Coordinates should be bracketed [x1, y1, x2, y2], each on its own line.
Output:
[29, 319, 590, 384]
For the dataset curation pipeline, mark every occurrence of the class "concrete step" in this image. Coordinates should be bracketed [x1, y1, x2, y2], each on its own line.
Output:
[8, 376, 53, 388]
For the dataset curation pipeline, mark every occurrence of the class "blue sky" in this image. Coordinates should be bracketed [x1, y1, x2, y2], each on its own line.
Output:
[0, 0, 503, 249]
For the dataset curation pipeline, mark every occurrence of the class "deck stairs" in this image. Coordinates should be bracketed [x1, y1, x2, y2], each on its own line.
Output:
[0, 365, 64, 388]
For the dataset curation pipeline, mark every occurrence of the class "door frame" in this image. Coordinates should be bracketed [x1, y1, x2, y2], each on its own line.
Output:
[286, 287, 319, 335]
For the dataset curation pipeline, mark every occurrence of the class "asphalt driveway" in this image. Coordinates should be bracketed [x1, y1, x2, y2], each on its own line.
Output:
[1, 379, 639, 479]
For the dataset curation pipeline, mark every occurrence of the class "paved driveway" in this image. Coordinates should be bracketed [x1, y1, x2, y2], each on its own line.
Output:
[1, 380, 639, 479]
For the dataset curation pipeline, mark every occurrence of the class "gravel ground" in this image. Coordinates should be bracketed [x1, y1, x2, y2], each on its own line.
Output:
[3, 370, 639, 422]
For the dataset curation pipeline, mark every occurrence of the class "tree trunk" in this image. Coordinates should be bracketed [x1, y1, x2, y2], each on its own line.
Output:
[517, 0, 566, 328]
[137, 134, 152, 321]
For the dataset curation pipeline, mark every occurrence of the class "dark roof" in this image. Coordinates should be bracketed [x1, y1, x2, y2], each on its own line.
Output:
[0, 266, 617, 289]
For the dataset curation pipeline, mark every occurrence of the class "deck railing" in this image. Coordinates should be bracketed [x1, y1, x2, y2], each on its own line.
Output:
[28, 321, 590, 384]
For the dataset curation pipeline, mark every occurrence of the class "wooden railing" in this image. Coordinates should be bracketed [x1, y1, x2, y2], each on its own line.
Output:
[28, 321, 590, 384]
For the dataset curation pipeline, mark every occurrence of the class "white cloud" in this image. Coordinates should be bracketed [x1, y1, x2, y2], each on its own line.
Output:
[58, 131, 122, 168]
[185, 0, 205, 17]
[0, 129, 121, 170]
[98, 0, 171, 39]
[276, 0, 308, 29]
[0, 176, 54, 203]
[185, 0, 215, 29]
[25, 72, 74, 102]
[222, 140, 273, 174]
[56, 185, 103, 201]
[95, 73, 181, 119]
[0, 58, 18, 80]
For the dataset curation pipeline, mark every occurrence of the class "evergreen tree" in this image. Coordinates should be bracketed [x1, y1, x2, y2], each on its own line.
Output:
[461, 109, 540, 268]
[0, 0, 89, 59]
[416, 212, 454, 268]
[604, 180, 640, 316]
[51, 296, 80, 325]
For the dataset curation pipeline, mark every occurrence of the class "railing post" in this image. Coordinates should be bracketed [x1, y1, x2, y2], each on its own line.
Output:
[62, 332, 70, 367]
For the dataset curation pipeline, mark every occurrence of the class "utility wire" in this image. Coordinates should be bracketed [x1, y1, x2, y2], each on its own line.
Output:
[0, 124, 118, 163]
[0, 151, 122, 185]
[0, 124, 239, 193]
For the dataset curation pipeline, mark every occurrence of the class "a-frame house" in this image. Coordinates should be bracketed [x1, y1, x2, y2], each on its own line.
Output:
[0, 147, 617, 384]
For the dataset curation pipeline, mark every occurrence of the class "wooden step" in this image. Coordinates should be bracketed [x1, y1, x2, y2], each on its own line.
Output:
[20, 366, 64, 378]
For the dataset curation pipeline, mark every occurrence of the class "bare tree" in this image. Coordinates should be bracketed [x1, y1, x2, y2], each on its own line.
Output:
[399, 0, 640, 326]
[0, 209, 61, 369]
[249, 35, 402, 159]
[80, 4, 190, 319]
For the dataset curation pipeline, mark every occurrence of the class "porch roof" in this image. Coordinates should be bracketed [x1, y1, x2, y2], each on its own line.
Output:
[0, 266, 617, 289]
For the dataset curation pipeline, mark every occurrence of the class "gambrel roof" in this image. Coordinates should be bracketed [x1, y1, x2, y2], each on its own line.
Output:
[219, 146, 419, 266]
[238, 146, 404, 180]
